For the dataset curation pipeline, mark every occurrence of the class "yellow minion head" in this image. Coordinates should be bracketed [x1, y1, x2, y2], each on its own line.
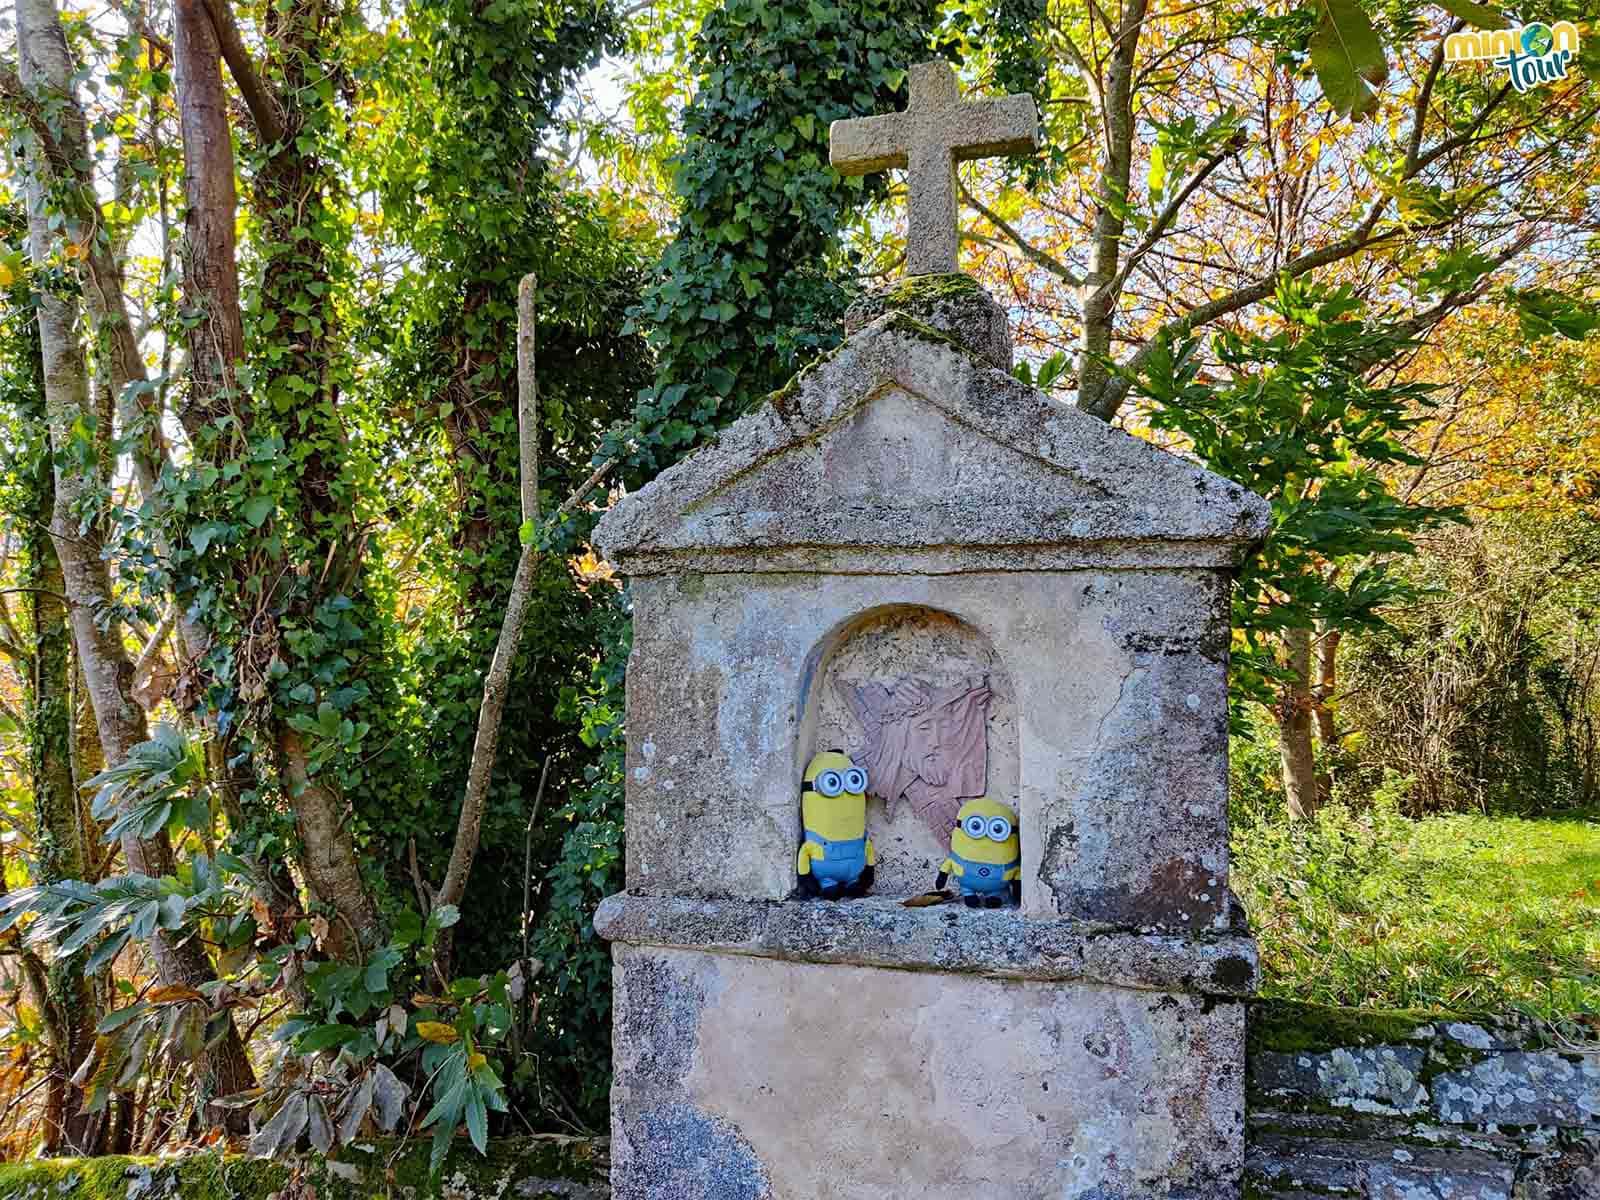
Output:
[801, 750, 868, 841]
[949, 796, 1019, 865]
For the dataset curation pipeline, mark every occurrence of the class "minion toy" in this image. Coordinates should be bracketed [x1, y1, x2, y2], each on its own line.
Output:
[936, 797, 1020, 908]
[797, 750, 875, 899]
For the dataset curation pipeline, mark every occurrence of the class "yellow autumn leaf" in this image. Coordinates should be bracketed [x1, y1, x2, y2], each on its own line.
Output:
[0, 263, 14, 287]
[146, 985, 204, 1004]
[415, 1021, 459, 1044]
[467, 1052, 487, 1071]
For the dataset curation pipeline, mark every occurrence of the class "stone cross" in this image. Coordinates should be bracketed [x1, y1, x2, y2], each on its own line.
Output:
[830, 60, 1039, 276]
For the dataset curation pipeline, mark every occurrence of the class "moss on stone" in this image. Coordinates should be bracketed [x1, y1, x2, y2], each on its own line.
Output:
[873, 272, 987, 306]
[1248, 998, 1442, 1056]
[878, 311, 966, 353]
[0, 1136, 606, 1200]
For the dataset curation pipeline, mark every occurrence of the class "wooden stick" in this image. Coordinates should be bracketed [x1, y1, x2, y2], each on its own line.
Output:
[517, 274, 539, 528]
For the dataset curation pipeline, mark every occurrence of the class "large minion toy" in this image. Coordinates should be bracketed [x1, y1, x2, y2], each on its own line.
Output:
[797, 750, 875, 899]
[936, 797, 1020, 908]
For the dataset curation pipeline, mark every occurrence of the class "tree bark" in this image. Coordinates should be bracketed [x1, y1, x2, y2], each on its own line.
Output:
[431, 276, 538, 973]
[235, 0, 384, 958]
[15, 0, 257, 1120]
[16, 353, 102, 1155]
[278, 731, 377, 961]
[1276, 626, 1319, 821]
[1074, 0, 1148, 420]
[1313, 626, 1341, 805]
[172, 0, 245, 440]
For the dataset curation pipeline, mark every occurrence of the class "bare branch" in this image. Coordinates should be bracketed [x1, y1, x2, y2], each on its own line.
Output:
[517, 274, 539, 526]
[199, 0, 286, 144]
[1405, 32, 1450, 175]
[1098, 135, 1241, 307]
[960, 181, 1084, 287]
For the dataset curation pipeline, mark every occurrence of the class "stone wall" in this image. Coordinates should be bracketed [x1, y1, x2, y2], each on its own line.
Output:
[1247, 1002, 1600, 1199]
[0, 1010, 1591, 1200]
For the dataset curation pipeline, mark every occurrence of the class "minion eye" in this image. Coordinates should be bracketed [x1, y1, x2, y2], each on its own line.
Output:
[987, 817, 1013, 842]
[815, 770, 844, 797]
[964, 815, 988, 838]
[842, 767, 867, 793]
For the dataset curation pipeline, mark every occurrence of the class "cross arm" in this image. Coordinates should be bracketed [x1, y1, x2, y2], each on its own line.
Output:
[830, 112, 910, 174]
[947, 95, 1040, 162]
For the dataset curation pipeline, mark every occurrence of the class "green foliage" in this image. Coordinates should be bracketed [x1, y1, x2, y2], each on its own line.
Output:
[620, 0, 939, 468]
[1136, 278, 1460, 710]
[1285, 0, 1506, 122]
[1307, 0, 1391, 121]
[526, 606, 629, 1121]
[0, 1136, 606, 1200]
[85, 724, 210, 845]
[1339, 512, 1600, 815]
[1234, 804, 1600, 1019]
[358, 0, 652, 996]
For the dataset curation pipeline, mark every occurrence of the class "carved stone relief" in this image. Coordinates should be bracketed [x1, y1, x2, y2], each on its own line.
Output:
[806, 606, 1017, 895]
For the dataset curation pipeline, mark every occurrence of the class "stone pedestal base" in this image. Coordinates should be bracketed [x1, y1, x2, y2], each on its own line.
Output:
[601, 897, 1252, 1200]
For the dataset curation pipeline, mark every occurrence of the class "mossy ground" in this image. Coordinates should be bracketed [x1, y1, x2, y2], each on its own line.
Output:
[1247, 998, 1440, 1057]
[0, 1136, 604, 1200]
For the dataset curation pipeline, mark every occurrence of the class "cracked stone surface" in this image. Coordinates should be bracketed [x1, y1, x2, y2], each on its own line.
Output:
[611, 945, 1246, 1200]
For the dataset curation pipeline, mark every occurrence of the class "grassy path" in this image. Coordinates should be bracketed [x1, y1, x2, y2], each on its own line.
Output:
[1233, 809, 1600, 1022]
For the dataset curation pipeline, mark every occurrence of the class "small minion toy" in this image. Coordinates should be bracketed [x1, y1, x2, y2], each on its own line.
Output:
[797, 750, 875, 899]
[936, 797, 1020, 908]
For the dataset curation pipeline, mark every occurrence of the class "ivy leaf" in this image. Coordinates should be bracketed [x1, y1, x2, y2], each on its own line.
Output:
[297, 1023, 360, 1053]
[1308, 0, 1388, 121]
[242, 495, 274, 527]
[188, 523, 225, 556]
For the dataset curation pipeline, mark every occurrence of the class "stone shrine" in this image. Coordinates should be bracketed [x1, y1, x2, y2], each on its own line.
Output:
[595, 62, 1270, 1200]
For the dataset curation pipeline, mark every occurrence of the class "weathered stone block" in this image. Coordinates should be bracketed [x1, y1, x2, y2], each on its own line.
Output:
[1432, 1051, 1600, 1127]
[1251, 1045, 1430, 1116]
[598, 283, 1268, 1198]
[611, 945, 1245, 1200]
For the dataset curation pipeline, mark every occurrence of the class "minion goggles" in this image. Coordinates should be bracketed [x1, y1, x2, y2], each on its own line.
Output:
[804, 767, 868, 797]
[960, 813, 1014, 842]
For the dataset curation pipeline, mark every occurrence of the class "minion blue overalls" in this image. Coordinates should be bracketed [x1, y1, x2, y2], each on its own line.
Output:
[948, 851, 1018, 899]
[803, 830, 869, 889]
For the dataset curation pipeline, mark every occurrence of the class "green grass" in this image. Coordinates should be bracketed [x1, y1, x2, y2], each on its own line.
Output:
[1232, 805, 1600, 1024]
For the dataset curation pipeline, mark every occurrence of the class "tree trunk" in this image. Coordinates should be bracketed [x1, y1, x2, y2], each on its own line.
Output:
[16, 0, 257, 1120]
[240, 0, 384, 958]
[11, 320, 102, 1154]
[171, 0, 308, 965]
[26, 484, 102, 1155]
[1075, 0, 1148, 421]
[172, 0, 245, 439]
[1313, 626, 1341, 805]
[279, 731, 378, 961]
[1276, 626, 1319, 821]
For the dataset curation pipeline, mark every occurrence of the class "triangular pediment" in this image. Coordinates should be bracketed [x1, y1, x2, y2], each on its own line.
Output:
[596, 314, 1269, 568]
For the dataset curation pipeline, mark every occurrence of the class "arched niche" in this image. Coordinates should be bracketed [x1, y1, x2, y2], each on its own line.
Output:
[796, 605, 1019, 896]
